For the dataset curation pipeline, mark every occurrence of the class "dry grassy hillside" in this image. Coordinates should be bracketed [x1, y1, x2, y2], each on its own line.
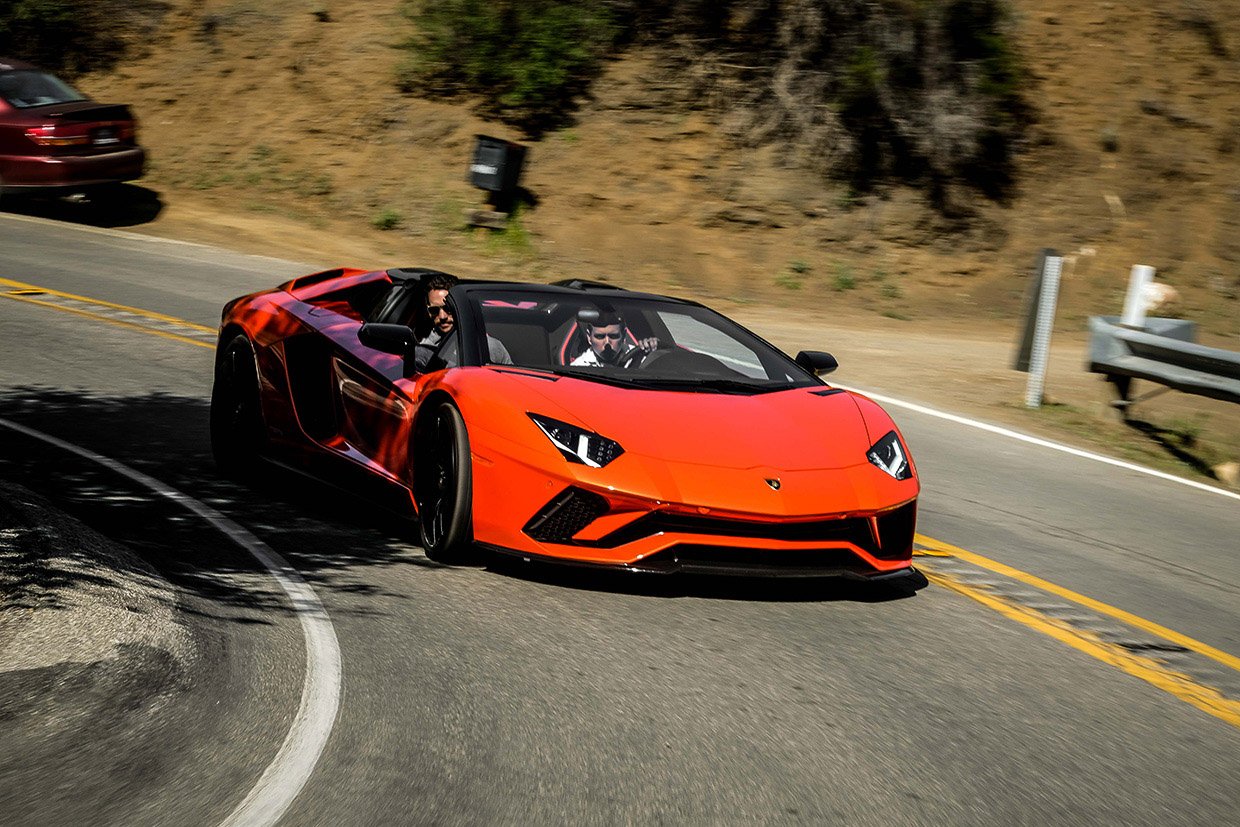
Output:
[72, 0, 1239, 342]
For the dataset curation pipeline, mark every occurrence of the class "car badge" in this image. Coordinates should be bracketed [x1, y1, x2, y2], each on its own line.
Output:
[765, 478, 781, 491]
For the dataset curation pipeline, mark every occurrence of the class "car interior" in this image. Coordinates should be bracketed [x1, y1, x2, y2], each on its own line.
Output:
[478, 298, 660, 369]
[362, 274, 781, 380]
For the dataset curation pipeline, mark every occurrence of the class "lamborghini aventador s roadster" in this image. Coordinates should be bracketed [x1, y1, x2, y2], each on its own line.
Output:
[210, 267, 920, 579]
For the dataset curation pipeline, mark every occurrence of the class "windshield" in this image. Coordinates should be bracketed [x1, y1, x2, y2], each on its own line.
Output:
[0, 70, 88, 109]
[468, 289, 819, 393]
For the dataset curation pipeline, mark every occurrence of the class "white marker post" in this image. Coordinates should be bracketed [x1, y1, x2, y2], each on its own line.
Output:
[1024, 254, 1063, 408]
[1120, 264, 1156, 329]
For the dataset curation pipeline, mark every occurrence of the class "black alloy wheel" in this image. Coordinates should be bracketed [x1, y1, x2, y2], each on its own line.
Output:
[415, 401, 474, 563]
[209, 334, 265, 476]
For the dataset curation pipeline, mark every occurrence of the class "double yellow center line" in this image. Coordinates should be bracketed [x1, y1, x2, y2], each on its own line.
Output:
[1, 276, 216, 348]
[5, 274, 1239, 730]
[914, 536, 1240, 729]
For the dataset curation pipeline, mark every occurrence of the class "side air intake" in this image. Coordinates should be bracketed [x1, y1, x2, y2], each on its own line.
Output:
[523, 487, 609, 543]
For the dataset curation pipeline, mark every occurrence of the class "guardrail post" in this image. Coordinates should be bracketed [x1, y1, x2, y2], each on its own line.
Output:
[1120, 264, 1155, 329]
[1024, 254, 1063, 408]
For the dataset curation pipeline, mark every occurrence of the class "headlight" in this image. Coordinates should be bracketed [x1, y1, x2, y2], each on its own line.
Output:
[528, 414, 624, 468]
[867, 430, 912, 480]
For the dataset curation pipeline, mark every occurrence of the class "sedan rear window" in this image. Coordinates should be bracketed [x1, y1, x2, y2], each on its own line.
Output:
[0, 70, 88, 109]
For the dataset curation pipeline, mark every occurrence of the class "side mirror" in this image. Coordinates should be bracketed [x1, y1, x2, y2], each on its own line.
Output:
[359, 323, 416, 355]
[795, 350, 838, 376]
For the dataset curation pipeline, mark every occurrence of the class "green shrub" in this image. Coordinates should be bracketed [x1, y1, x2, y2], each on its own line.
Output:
[832, 263, 856, 291]
[392, 0, 1028, 202]
[775, 272, 803, 291]
[0, 0, 161, 77]
[776, 259, 810, 290]
[480, 205, 536, 259]
[397, 0, 615, 133]
[372, 208, 402, 231]
[630, 0, 1029, 205]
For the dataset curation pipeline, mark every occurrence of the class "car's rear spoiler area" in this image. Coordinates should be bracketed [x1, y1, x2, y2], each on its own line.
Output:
[41, 102, 134, 122]
[280, 267, 388, 301]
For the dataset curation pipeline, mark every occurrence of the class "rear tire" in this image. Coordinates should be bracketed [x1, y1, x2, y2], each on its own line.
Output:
[210, 334, 265, 477]
[414, 402, 474, 564]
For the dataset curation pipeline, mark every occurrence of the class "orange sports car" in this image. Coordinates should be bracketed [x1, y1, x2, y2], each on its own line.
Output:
[211, 267, 919, 579]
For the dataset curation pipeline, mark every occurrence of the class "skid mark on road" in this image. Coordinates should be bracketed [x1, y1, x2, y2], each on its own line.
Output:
[915, 535, 1240, 730]
[1, 276, 216, 348]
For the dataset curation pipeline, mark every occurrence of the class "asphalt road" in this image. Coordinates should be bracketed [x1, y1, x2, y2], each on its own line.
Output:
[1, 212, 1237, 826]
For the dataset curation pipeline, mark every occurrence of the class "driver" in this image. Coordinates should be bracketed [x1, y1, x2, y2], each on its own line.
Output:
[570, 307, 658, 367]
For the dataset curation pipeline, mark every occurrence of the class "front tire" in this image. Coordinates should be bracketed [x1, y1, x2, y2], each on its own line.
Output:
[210, 334, 265, 477]
[414, 402, 474, 563]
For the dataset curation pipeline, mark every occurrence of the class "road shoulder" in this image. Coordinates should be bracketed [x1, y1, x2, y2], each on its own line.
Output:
[0, 479, 194, 727]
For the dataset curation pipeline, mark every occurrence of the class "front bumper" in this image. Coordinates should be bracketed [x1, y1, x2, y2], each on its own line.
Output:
[482, 539, 920, 579]
[471, 428, 918, 578]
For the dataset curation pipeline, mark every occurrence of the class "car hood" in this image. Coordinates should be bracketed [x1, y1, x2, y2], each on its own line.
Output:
[517, 375, 873, 471]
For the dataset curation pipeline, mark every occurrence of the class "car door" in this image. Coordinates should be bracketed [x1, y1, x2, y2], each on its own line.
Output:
[280, 281, 421, 482]
[329, 333, 415, 479]
[328, 281, 422, 480]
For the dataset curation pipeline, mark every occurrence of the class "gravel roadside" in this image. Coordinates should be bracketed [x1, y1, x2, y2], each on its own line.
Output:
[0, 480, 194, 728]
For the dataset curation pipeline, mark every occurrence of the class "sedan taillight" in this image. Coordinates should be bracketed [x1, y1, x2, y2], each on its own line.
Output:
[25, 124, 91, 146]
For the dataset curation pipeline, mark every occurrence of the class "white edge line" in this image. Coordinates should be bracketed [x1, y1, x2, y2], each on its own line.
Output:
[0, 417, 342, 827]
[834, 384, 1240, 503]
[0, 211, 318, 271]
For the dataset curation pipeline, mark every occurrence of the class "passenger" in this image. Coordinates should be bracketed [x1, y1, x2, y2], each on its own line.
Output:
[570, 307, 658, 367]
[418, 273, 512, 367]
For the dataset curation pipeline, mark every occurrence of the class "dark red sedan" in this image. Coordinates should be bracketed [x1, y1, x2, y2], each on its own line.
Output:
[0, 57, 145, 197]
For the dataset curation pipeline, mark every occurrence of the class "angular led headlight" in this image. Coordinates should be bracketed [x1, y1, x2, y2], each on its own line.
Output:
[867, 430, 912, 480]
[528, 414, 624, 468]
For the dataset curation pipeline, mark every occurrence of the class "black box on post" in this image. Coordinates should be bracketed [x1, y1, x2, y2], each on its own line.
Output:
[469, 135, 526, 195]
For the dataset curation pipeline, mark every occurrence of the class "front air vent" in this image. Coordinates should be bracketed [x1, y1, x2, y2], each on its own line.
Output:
[636, 545, 876, 577]
[875, 501, 917, 560]
[588, 512, 877, 551]
[523, 487, 609, 543]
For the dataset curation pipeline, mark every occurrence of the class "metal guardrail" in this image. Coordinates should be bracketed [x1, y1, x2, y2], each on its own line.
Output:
[1088, 316, 1240, 409]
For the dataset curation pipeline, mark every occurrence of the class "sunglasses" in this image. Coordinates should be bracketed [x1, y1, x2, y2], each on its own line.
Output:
[426, 304, 453, 317]
[591, 331, 623, 341]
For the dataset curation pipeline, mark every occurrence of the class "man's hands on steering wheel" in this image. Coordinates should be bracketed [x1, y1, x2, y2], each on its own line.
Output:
[618, 336, 662, 369]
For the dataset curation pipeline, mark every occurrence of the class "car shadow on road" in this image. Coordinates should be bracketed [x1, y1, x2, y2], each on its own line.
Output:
[0, 388, 420, 625]
[0, 387, 927, 627]
[1, 184, 164, 228]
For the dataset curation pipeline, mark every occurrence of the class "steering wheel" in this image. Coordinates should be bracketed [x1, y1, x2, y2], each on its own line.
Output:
[617, 346, 646, 369]
[623, 344, 673, 370]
